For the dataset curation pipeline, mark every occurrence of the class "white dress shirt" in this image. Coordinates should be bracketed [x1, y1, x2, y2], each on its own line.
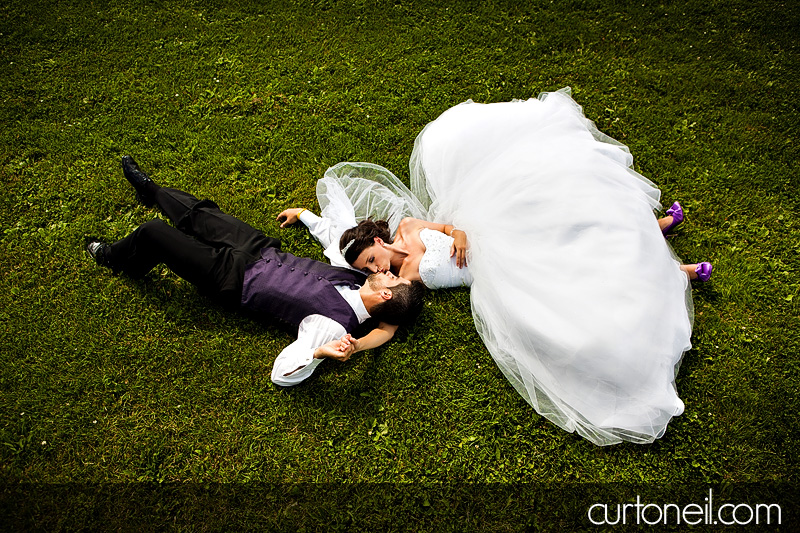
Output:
[297, 210, 357, 270]
[270, 285, 370, 386]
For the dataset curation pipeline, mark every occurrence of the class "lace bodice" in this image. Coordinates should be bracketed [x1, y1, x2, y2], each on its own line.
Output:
[417, 229, 473, 289]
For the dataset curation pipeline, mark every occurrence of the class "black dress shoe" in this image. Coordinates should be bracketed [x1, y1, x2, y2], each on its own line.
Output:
[84, 237, 112, 268]
[121, 155, 157, 207]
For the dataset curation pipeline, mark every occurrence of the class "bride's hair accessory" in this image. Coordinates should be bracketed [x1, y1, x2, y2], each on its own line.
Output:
[341, 239, 356, 256]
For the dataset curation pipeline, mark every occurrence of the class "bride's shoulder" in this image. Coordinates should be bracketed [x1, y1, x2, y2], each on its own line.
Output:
[398, 217, 423, 229]
[396, 217, 425, 237]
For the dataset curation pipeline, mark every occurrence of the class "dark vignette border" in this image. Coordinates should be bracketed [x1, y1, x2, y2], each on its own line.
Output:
[1, 483, 796, 531]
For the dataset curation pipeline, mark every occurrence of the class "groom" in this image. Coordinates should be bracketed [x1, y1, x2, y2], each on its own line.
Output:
[86, 157, 425, 386]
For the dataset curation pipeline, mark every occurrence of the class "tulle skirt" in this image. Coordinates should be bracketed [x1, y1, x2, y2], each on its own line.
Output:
[318, 88, 694, 445]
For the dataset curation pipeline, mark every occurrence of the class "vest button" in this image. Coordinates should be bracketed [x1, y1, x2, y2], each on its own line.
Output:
[317, 276, 323, 280]
[303, 272, 309, 276]
[290, 267, 295, 271]
[277, 262, 282, 267]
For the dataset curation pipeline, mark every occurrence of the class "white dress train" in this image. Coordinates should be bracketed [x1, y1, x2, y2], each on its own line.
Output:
[316, 88, 694, 445]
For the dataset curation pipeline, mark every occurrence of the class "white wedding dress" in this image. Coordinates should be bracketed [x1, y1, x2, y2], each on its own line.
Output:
[315, 88, 694, 445]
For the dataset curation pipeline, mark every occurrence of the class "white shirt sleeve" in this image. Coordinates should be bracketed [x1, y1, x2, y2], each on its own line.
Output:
[298, 210, 335, 248]
[298, 210, 354, 270]
[270, 314, 348, 387]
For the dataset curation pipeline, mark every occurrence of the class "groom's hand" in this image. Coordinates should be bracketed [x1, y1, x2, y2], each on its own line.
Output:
[313, 339, 356, 362]
[338, 334, 360, 353]
[277, 208, 306, 228]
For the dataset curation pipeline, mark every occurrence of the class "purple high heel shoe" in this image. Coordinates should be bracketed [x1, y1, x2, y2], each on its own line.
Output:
[662, 202, 684, 235]
[694, 262, 713, 282]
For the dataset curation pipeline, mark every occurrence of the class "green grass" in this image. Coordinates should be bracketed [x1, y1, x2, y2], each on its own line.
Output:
[2, 0, 799, 529]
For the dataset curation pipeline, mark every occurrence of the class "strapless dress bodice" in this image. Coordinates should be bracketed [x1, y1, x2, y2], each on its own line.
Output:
[417, 228, 473, 289]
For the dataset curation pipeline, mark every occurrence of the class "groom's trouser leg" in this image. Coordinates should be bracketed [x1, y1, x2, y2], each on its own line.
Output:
[153, 187, 279, 256]
[108, 220, 249, 305]
[107, 187, 280, 305]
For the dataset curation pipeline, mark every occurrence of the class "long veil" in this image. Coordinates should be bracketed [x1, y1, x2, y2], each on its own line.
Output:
[314, 89, 694, 445]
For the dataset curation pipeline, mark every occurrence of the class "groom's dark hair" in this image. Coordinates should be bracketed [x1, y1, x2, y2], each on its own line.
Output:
[370, 280, 426, 325]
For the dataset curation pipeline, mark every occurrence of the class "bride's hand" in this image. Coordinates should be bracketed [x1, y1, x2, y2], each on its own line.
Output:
[338, 334, 359, 353]
[314, 338, 355, 362]
[276, 208, 306, 228]
[450, 229, 468, 268]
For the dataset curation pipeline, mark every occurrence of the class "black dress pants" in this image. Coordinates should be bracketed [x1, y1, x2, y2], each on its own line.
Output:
[109, 187, 280, 306]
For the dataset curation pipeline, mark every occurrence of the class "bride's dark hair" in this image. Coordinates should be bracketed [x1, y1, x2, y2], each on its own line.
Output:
[339, 219, 392, 266]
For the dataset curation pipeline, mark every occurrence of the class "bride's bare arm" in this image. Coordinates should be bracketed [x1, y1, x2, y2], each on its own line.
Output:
[337, 322, 399, 353]
[398, 218, 469, 268]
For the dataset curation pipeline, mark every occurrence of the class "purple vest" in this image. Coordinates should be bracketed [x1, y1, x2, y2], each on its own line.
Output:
[240, 247, 367, 332]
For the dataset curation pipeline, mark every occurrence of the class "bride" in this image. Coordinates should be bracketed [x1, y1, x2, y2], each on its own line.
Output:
[278, 88, 711, 445]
